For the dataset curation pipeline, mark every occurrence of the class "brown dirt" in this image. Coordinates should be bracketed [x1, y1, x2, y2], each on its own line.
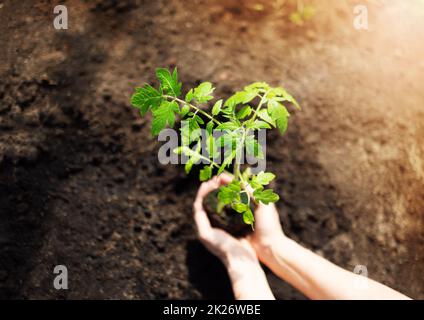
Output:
[0, 0, 423, 299]
[204, 191, 253, 238]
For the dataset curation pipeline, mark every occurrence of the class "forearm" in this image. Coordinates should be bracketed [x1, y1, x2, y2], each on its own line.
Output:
[226, 258, 275, 300]
[259, 235, 410, 300]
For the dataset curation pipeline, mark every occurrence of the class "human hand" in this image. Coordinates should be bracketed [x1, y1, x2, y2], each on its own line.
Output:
[248, 200, 287, 262]
[193, 174, 275, 299]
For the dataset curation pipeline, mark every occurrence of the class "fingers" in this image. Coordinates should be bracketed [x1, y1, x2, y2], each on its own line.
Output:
[193, 174, 234, 240]
[217, 173, 234, 185]
[193, 174, 234, 213]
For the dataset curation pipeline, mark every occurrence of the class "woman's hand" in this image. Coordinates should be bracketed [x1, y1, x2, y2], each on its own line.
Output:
[247, 200, 288, 265]
[193, 174, 275, 300]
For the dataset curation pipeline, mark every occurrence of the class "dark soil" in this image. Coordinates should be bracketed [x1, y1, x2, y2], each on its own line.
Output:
[0, 0, 423, 299]
[204, 191, 253, 238]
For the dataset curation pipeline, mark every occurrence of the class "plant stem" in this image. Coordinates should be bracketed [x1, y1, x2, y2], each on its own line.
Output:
[200, 156, 220, 169]
[165, 95, 222, 125]
[250, 90, 269, 122]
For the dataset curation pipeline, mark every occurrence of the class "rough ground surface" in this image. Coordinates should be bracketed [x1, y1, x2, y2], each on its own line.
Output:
[0, 0, 423, 299]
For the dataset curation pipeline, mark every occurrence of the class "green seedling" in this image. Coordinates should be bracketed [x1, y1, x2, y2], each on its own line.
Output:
[130, 68, 300, 227]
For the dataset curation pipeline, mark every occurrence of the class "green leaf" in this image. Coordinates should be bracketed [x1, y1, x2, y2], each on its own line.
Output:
[175, 145, 203, 174]
[206, 133, 217, 159]
[253, 189, 279, 204]
[216, 122, 240, 131]
[244, 82, 270, 92]
[270, 87, 301, 110]
[131, 84, 163, 115]
[224, 91, 247, 108]
[193, 114, 204, 125]
[257, 109, 275, 127]
[180, 104, 190, 117]
[212, 99, 223, 116]
[236, 105, 252, 119]
[276, 115, 288, 134]
[242, 209, 255, 225]
[185, 158, 194, 174]
[180, 117, 202, 146]
[232, 202, 249, 213]
[193, 82, 215, 103]
[206, 120, 214, 134]
[246, 120, 271, 130]
[199, 166, 212, 181]
[284, 93, 301, 110]
[242, 90, 258, 104]
[151, 100, 180, 136]
[245, 135, 264, 159]
[185, 89, 194, 102]
[241, 167, 252, 181]
[218, 181, 241, 205]
[217, 149, 236, 174]
[268, 100, 290, 135]
[254, 171, 275, 185]
[156, 67, 182, 97]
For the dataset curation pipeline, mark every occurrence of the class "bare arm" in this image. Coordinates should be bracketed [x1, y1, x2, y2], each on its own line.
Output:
[250, 203, 411, 300]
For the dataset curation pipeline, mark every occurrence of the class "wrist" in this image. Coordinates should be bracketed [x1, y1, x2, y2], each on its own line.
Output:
[225, 252, 260, 272]
[255, 233, 291, 266]
[226, 257, 275, 300]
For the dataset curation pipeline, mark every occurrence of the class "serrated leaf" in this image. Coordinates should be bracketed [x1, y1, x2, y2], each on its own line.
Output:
[236, 105, 252, 119]
[151, 100, 180, 136]
[193, 82, 215, 103]
[177, 145, 203, 174]
[276, 115, 288, 134]
[131, 84, 163, 115]
[232, 202, 249, 213]
[216, 121, 240, 131]
[254, 171, 275, 185]
[257, 109, 275, 127]
[180, 118, 201, 146]
[156, 67, 182, 97]
[244, 82, 270, 92]
[245, 135, 264, 159]
[253, 189, 279, 204]
[193, 114, 204, 125]
[224, 91, 247, 108]
[268, 100, 290, 135]
[185, 89, 194, 103]
[212, 99, 223, 116]
[206, 120, 214, 134]
[218, 181, 241, 204]
[242, 209, 255, 225]
[246, 120, 271, 129]
[180, 104, 190, 117]
[285, 93, 301, 109]
[242, 90, 258, 104]
[271, 87, 301, 110]
[205, 133, 216, 159]
[217, 150, 236, 175]
[199, 166, 212, 181]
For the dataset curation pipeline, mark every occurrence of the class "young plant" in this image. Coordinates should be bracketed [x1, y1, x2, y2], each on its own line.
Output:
[130, 68, 300, 227]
